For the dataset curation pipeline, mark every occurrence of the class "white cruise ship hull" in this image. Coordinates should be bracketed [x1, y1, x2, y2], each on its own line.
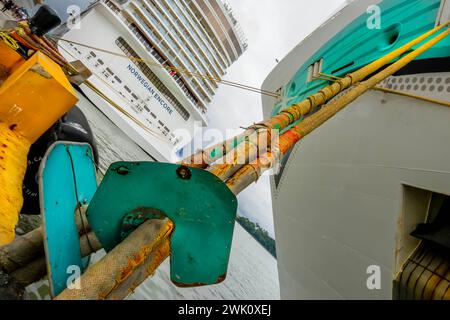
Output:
[58, 2, 207, 162]
[262, 0, 450, 299]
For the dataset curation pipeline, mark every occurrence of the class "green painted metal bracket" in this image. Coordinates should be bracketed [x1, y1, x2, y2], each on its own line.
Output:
[86, 162, 238, 287]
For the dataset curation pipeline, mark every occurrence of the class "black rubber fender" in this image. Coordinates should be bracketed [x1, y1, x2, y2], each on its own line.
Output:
[21, 106, 99, 215]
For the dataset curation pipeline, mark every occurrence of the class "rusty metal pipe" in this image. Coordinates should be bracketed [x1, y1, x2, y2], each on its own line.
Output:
[55, 219, 173, 300]
[1, 207, 93, 274]
[181, 21, 450, 170]
[225, 27, 450, 195]
[8, 232, 101, 287]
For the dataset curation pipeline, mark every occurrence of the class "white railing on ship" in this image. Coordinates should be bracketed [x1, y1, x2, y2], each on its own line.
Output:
[102, 0, 207, 113]
[222, 0, 248, 50]
[126, 21, 205, 112]
[104, 0, 121, 13]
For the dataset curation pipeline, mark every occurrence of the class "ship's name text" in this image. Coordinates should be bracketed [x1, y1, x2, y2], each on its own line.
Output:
[127, 64, 173, 116]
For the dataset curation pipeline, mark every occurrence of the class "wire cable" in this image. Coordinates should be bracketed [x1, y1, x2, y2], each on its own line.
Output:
[48, 35, 280, 98]
[58, 43, 170, 143]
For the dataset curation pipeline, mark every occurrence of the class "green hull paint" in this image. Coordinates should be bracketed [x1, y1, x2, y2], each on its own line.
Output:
[86, 162, 238, 287]
[273, 0, 449, 115]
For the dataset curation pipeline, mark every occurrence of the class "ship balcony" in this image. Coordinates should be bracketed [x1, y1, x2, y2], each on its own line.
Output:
[127, 3, 216, 101]
[97, 2, 208, 124]
[154, 0, 226, 81]
[125, 14, 211, 110]
[171, 0, 231, 70]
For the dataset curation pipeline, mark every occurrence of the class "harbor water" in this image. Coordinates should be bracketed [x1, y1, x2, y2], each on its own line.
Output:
[28, 92, 280, 300]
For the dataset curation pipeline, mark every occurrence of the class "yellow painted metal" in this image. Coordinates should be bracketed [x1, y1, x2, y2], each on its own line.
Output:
[0, 47, 78, 142]
[0, 41, 24, 73]
[0, 122, 29, 245]
[0, 42, 78, 245]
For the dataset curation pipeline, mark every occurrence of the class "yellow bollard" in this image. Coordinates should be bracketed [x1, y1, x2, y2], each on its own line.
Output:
[0, 41, 78, 245]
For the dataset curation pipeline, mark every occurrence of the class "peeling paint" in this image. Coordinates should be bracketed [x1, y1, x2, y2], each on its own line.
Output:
[98, 221, 174, 300]
[30, 64, 52, 79]
[173, 273, 227, 288]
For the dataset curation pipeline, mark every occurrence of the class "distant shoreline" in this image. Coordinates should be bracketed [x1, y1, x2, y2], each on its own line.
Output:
[236, 216, 277, 258]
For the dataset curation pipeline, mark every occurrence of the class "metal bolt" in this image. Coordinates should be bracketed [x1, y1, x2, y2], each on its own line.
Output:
[176, 166, 192, 180]
[116, 166, 130, 175]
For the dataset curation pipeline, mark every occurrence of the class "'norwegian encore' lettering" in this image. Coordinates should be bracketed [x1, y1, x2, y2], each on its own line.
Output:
[127, 64, 174, 115]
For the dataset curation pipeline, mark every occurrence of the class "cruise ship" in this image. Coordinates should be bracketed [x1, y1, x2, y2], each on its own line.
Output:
[262, 0, 450, 299]
[56, 0, 247, 161]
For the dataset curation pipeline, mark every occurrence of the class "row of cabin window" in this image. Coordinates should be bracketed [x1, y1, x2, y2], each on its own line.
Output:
[76, 44, 176, 136]
[115, 37, 191, 121]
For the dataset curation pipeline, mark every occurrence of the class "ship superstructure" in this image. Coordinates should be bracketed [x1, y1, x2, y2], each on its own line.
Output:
[57, 0, 247, 161]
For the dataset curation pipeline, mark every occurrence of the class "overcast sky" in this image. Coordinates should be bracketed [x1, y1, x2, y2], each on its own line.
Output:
[206, 0, 347, 236]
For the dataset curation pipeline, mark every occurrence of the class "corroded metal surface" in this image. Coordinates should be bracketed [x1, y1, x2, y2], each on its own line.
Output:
[224, 28, 450, 196]
[87, 162, 237, 287]
[105, 234, 171, 300]
[181, 22, 450, 170]
[120, 207, 166, 240]
[55, 219, 173, 300]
